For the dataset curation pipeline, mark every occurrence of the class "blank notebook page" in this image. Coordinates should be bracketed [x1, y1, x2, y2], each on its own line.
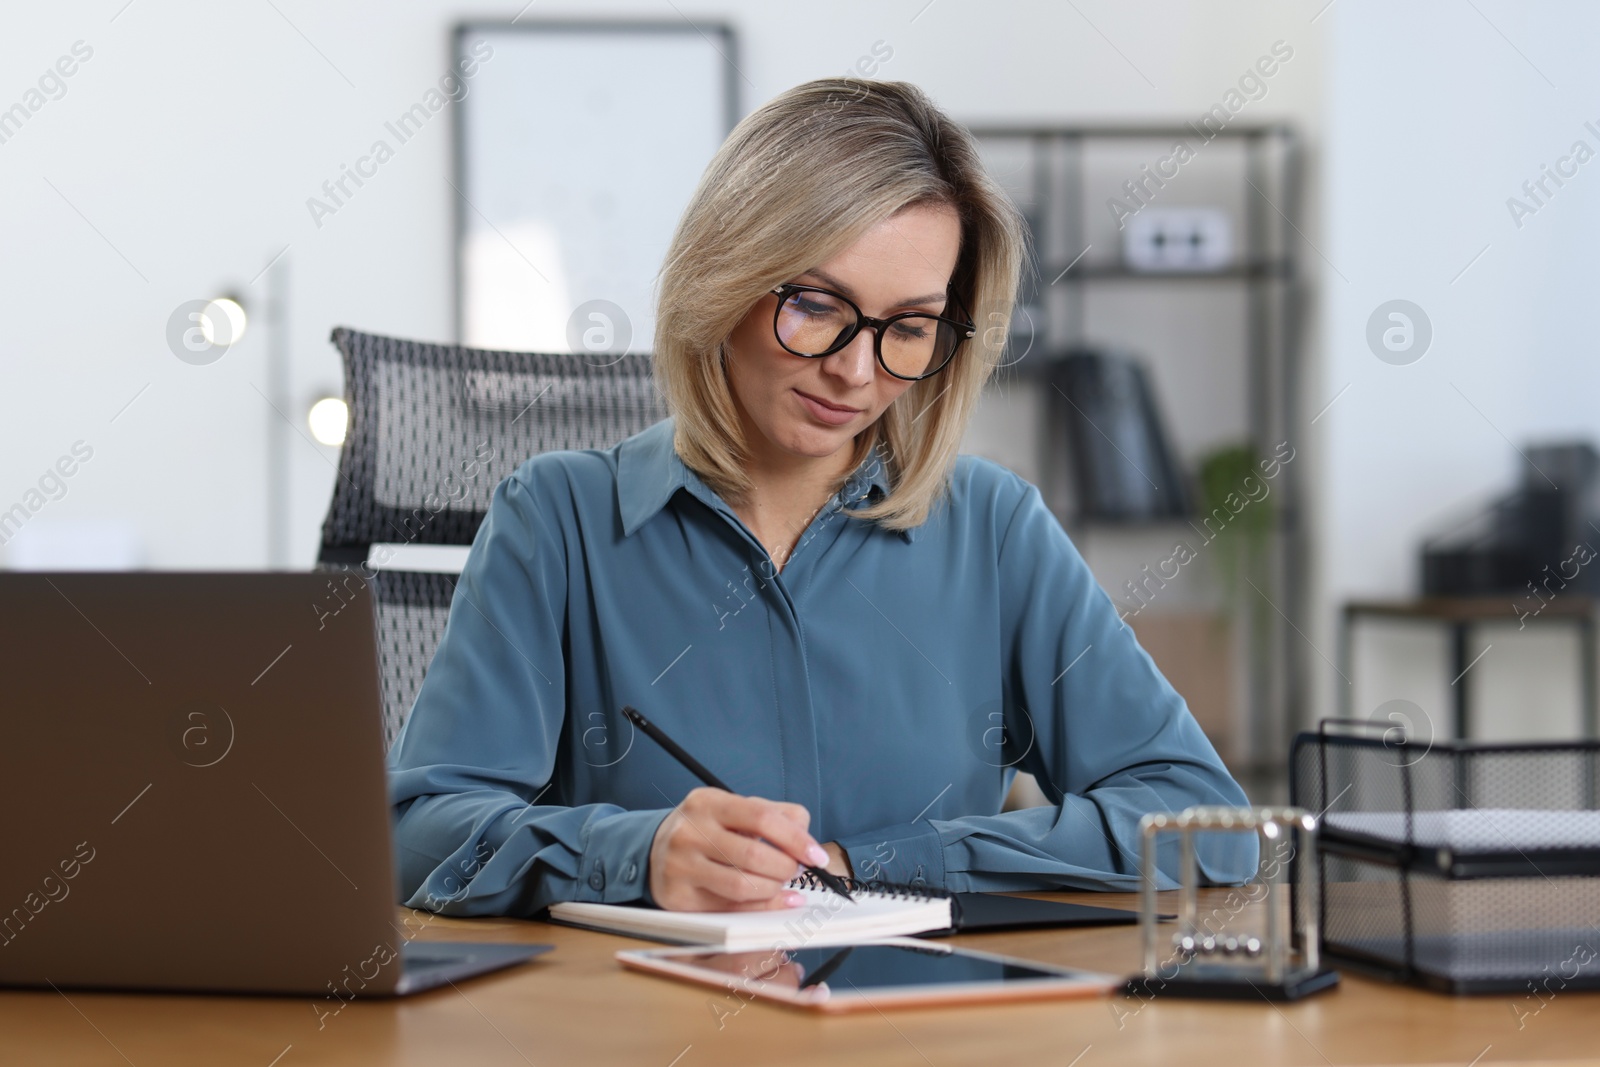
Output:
[549, 886, 954, 950]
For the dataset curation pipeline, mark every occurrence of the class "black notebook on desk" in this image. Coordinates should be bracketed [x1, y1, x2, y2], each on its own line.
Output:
[545, 873, 1141, 949]
[931, 890, 1142, 936]
[789, 871, 1147, 936]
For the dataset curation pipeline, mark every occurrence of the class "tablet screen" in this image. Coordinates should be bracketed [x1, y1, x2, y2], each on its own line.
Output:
[670, 943, 1096, 993]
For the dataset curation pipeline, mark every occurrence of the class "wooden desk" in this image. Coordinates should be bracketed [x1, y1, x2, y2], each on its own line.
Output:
[2, 890, 1595, 1066]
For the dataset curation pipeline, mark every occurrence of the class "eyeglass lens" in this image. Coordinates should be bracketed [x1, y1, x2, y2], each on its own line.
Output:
[775, 289, 958, 378]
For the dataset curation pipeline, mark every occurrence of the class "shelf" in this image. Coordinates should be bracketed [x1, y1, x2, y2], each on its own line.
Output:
[966, 122, 1295, 141]
[1041, 260, 1294, 283]
[1344, 596, 1598, 622]
[1063, 514, 1199, 529]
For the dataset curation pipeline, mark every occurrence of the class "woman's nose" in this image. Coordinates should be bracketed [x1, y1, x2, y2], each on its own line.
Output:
[822, 328, 877, 387]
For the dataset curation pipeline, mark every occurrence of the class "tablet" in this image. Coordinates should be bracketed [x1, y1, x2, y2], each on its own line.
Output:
[616, 937, 1118, 1013]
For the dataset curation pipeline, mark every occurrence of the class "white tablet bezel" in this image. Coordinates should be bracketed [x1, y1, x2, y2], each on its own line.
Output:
[615, 936, 1118, 1014]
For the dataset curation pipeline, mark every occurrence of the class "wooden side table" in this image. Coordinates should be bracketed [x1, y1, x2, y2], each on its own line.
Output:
[1337, 596, 1600, 739]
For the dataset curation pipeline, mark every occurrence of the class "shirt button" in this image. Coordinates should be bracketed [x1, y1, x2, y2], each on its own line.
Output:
[625, 863, 638, 881]
[589, 870, 605, 890]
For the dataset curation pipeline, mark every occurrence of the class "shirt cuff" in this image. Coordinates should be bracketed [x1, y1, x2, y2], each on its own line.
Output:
[576, 807, 673, 905]
[833, 820, 946, 890]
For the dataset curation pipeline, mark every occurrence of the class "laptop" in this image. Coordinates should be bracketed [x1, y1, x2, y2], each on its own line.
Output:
[0, 571, 550, 996]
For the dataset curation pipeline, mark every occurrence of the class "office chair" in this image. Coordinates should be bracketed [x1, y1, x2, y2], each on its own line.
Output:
[317, 326, 668, 750]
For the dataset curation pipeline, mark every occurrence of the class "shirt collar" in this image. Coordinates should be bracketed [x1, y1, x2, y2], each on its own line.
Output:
[617, 417, 917, 543]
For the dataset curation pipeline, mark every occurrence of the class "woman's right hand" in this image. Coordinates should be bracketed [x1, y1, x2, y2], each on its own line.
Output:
[648, 787, 830, 911]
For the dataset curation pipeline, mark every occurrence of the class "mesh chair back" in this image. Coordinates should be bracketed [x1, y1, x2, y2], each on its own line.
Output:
[318, 326, 669, 749]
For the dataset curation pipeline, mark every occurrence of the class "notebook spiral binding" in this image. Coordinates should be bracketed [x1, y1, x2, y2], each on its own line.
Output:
[788, 870, 952, 902]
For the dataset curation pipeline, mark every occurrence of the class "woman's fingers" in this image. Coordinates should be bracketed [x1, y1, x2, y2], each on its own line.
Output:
[649, 787, 828, 911]
[714, 793, 830, 870]
[694, 855, 792, 904]
[771, 800, 813, 827]
[706, 822, 811, 884]
[671, 792, 809, 884]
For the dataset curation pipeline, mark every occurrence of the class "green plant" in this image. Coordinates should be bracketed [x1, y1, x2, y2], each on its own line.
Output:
[1195, 443, 1276, 619]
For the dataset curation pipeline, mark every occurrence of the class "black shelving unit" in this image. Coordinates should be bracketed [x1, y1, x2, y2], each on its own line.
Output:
[969, 123, 1304, 776]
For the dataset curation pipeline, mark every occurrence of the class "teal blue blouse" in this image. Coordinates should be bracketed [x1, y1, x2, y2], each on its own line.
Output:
[388, 416, 1255, 914]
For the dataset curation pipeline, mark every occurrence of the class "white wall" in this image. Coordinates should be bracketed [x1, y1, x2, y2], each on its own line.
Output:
[0, 0, 1325, 573]
[1315, 0, 1600, 740]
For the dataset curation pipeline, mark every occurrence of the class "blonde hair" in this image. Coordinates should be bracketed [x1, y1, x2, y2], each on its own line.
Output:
[653, 77, 1027, 530]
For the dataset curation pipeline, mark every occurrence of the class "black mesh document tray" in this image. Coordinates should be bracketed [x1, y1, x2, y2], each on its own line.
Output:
[1290, 721, 1600, 994]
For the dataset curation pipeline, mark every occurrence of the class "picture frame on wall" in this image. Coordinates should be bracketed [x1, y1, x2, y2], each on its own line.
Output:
[452, 20, 739, 355]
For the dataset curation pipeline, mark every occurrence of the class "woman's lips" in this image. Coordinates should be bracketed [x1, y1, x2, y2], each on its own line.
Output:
[794, 389, 861, 426]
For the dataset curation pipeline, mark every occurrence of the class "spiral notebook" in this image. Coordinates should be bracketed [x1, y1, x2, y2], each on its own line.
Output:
[546, 873, 1142, 951]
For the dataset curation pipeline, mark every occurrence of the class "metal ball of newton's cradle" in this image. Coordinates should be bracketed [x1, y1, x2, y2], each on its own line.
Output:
[1173, 933, 1263, 958]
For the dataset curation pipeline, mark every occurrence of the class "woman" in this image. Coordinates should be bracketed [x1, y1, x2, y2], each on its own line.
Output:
[388, 77, 1256, 916]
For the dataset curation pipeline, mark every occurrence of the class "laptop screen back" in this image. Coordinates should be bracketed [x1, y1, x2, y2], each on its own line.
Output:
[0, 572, 400, 995]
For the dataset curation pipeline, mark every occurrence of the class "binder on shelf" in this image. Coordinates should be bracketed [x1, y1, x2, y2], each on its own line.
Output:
[1045, 347, 1191, 523]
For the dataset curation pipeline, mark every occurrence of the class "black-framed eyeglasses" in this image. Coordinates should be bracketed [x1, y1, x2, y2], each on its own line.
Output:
[769, 282, 975, 381]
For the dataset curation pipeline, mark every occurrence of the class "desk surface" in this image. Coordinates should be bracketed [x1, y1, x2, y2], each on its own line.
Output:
[2, 889, 1594, 1066]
